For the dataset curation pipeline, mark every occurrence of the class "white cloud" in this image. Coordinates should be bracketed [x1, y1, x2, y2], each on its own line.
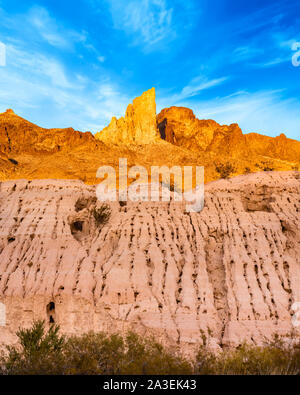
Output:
[108, 0, 174, 47]
[0, 5, 88, 52]
[7, 45, 72, 88]
[157, 75, 229, 106]
[180, 76, 229, 99]
[27, 6, 87, 50]
[103, 0, 195, 52]
[231, 46, 263, 63]
[254, 57, 290, 68]
[0, 43, 130, 132]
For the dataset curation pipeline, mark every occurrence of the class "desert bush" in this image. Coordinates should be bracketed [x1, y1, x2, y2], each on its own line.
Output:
[121, 332, 192, 375]
[195, 335, 300, 375]
[215, 162, 236, 179]
[1, 322, 299, 375]
[0, 321, 65, 375]
[92, 204, 111, 226]
[63, 332, 125, 375]
[63, 331, 192, 375]
[255, 161, 274, 172]
[0, 323, 191, 375]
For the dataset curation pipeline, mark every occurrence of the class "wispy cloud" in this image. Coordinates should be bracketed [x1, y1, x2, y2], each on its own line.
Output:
[0, 5, 88, 51]
[102, 0, 196, 52]
[212, 2, 300, 70]
[28, 6, 76, 49]
[231, 46, 264, 63]
[180, 76, 229, 99]
[7, 45, 72, 88]
[158, 75, 229, 106]
[0, 41, 130, 131]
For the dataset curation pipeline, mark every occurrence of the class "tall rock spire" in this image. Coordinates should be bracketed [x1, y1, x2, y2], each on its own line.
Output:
[95, 88, 160, 145]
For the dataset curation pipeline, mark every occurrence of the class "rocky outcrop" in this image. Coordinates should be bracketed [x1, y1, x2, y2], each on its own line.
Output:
[0, 171, 299, 352]
[0, 109, 97, 155]
[157, 107, 300, 162]
[157, 106, 219, 151]
[157, 106, 249, 156]
[95, 88, 160, 145]
[0, 91, 299, 185]
[245, 133, 300, 163]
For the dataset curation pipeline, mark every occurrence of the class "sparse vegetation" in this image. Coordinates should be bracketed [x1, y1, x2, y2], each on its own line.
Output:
[255, 161, 275, 172]
[263, 166, 275, 172]
[0, 321, 65, 375]
[0, 322, 191, 375]
[215, 162, 236, 179]
[1, 321, 299, 375]
[195, 336, 300, 375]
[92, 204, 111, 226]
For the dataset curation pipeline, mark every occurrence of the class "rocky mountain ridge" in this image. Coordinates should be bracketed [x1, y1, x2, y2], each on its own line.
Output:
[0, 88, 299, 185]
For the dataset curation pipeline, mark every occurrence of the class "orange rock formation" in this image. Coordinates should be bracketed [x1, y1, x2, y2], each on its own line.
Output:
[0, 88, 299, 185]
[95, 88, 160, 145]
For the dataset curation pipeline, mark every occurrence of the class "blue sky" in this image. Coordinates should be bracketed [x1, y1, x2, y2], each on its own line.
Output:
[0, 0, 299, 139]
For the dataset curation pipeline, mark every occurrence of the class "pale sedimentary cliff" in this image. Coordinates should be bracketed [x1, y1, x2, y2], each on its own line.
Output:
[0, 171, 299, 351]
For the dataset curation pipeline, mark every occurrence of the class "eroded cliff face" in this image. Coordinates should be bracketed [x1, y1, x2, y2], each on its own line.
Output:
[95, 88, 160, 145]
[0, 171, 299, 352]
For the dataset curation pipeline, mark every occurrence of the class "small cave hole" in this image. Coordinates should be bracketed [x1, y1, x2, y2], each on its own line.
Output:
[47, 301, 55, 312]
[73, 221, 83, 231]
[158, 119, 167, 140]
[47, 302, 56, 324]
[71, 221, 84, 234]
[9, 158, 18, 165]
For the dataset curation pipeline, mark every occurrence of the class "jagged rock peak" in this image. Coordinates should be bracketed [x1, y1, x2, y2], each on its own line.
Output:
[95, 88, 160, 145]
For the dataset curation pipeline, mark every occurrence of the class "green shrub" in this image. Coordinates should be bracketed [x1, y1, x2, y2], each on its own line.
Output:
[195, 336, 300, 375]
[215, 162, 236, 179]
[63, 331, 192, 375]
[255, 161, 274, 172]
[1, 322, 299, 375]
[0, 323, 191, 375]
[92, 204, 111, 226]
[63, 332, 125, 375]
[0, 320, 65, 375]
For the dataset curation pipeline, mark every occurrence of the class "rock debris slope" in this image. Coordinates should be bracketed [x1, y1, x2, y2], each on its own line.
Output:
[0, 171, 299, 350]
